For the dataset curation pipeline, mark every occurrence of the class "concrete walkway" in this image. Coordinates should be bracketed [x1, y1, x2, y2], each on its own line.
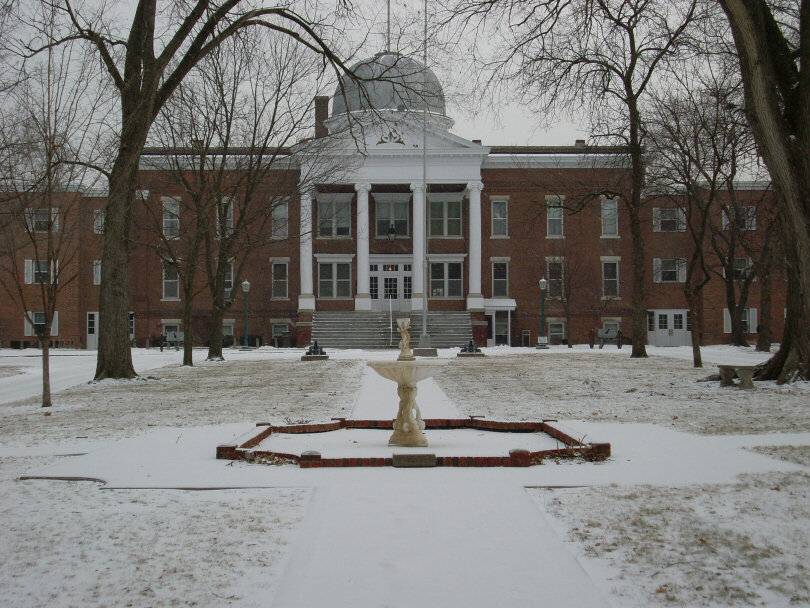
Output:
[271, 364, 609, 607]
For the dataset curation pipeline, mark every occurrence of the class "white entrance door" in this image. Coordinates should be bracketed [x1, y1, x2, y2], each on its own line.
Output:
[649, 310, 691, 346]
[370, 263, 412, 312]
[87, 311, 98, 350]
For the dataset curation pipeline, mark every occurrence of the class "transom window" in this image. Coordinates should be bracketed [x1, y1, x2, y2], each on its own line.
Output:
[319, 262, 351, 298]
[429, 200, 462, 237]
[376, 200, 409, 237]
[491, 200, 508, 237]
[430, 262, 463, 297]
[318, 200, 351, 237]
[546, 197, 564, 237]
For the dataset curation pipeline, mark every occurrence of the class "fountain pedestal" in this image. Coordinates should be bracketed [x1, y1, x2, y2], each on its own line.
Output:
[367, 359, 449, 447]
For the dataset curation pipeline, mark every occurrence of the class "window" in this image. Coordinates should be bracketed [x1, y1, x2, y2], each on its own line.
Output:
[162, 323, 180, 336]
[647, 311, 655, 331]
[546, 197, 564, 237]
[272, 262, 288, 299]
[25, 208, 58, 233]
[404, 275, 412, 300]
[653, 258, 686, 283]
[217, 197, 234, 238]
[93, 260, 101, 285]
[222, 323, 234, 337]
[129, 312, 135, 339]
[548, 322, 565, 344]
[491, 200, 508, 237]
[602, 260, 619, 298]
[603, 320, 620, 334]
[370, 275, 378, 299]
[93, 209, 105, 234]
[162, 198, 180, 238]
[430, 262, 463, 297]
[732, 257, 754, 281]
[492, 262, 508, 297]
[223, 263, 233, 299]
[318, 200, 350, 237]
[658, 314, 668, 330]
[429, 200, 462, 237]
[163, 265, 179, 299]
[673, 313, 684, 330]
[33, 260, 49, 284]
[25, 311, 57, 337]
[723, 308, 757, 334]
[601, 197, 618, 236]
[722, 206, 756, 231]
[376, 199, 408, 237]
[319, 262, 351, 298]
[547, 259, 564, 298]
[272, 202, 288, 239]
[272, 323, 289, 338]
[653, 207, 686, 232]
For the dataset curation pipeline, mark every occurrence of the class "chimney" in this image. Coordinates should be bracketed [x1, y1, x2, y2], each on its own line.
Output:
[315, 96, 329, 138]
[575, 139, 586, 148]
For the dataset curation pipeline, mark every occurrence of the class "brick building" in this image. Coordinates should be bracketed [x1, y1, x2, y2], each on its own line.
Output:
[0, 52, 785, 350]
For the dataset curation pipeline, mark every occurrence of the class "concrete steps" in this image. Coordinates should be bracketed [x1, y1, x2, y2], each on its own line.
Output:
[310, 311, 473, 350]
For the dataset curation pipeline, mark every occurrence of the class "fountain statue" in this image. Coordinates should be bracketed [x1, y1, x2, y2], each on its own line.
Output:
[367, 320, 448, 447]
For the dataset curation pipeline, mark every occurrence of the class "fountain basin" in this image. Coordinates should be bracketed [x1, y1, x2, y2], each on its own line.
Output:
[367, 359, 449, 447]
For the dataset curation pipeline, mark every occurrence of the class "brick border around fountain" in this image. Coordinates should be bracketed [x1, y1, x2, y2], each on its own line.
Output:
[216, 418, 611, 467]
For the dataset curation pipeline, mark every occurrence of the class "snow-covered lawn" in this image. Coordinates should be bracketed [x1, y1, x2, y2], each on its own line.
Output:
[1, 345, 809, 607]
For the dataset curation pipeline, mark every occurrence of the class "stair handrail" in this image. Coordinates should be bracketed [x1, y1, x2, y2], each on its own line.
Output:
[389, 297, 393, 346]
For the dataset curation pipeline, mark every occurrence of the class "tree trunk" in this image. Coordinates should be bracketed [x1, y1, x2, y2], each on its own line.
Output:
[720, 0, 810, 380]
[756, 260, 772, 352]
[95, 155, 139, 380]
[40, 335, 52, 407]
[627, 97, 648, 358]
[182, 297, 194, 366]
[685, 291, 703, 368]
[207, 304, 226, 361]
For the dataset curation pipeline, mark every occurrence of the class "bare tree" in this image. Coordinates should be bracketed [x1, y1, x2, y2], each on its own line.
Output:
[646, 64, 761, 365]
[16, 0, 364, 379]
[144, 29, 344, 362]
[716, 0, 810, 381]
[447, 0, 703, 358]
[0, 12, 104, 404]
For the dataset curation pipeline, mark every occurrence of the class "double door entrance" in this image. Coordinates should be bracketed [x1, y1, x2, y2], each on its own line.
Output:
[648, 309, 692, 346]
[370, 262, 412, 312]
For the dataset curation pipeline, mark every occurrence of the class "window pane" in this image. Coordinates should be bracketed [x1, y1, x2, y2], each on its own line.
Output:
[448, 263, 462, 296]
[430, 263, 444, 296]
[336, 202, 350, 236]
[447, 201, 461, 236]
[319, 263, 333, 297]
[430, 202, 444, 236]
[318, 202, 332, 237]
[336, 263, 351, 297]
[601, 199, 618, 236]
[658, 314, 668, 330]
[370, 276, 379, 299]
[647, 311, 655, 331]
[493, 262, 508, 297]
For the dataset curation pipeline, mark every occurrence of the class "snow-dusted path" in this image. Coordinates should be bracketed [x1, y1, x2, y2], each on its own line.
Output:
[271, 362, 608, 608]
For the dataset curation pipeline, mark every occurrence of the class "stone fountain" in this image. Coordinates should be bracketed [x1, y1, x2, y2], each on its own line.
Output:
[367, 318, 448, 447]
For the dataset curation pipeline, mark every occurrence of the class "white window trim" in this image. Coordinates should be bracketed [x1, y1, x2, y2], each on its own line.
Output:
[317, 194, 353, 239]
[374, 193, 410, 238]
[601, 256, 621, 300]
[429, 261, 464, 299]
[490, 198, 509, 238]
[271, 201, 288, 240]
[271, 260, 289, 300]
[429, 198, 463, 238]
[491, 260, 509, 298]
[545, 195, 564, 238]
[600, 196, 619, 238]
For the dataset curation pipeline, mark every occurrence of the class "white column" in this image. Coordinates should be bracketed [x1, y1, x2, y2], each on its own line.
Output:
[467, 181, 484, 310]
[298, 190, 315, 311]
[355, 182, 372, 310]
[410, 182, 426, 311]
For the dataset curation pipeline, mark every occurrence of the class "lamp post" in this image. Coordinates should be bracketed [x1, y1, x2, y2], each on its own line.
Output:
[242, 279, 250, 348]
[538, 278, 548, 349]
[387, 224, 397, 243]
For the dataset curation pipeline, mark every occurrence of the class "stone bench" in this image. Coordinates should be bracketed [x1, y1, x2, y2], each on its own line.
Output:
[717, 364, 756, 390]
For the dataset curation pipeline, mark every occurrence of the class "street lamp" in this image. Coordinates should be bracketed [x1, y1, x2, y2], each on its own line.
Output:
[537, 277, 548, 349]
[387, 224, 397, 243]
[242, 279, 250, 348]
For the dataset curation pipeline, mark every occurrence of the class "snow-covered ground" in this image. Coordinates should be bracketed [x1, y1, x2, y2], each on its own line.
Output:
[0, 344, 808, 607]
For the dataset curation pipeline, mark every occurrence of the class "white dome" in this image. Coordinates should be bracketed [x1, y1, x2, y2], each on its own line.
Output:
[331, 52, 446, 116]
